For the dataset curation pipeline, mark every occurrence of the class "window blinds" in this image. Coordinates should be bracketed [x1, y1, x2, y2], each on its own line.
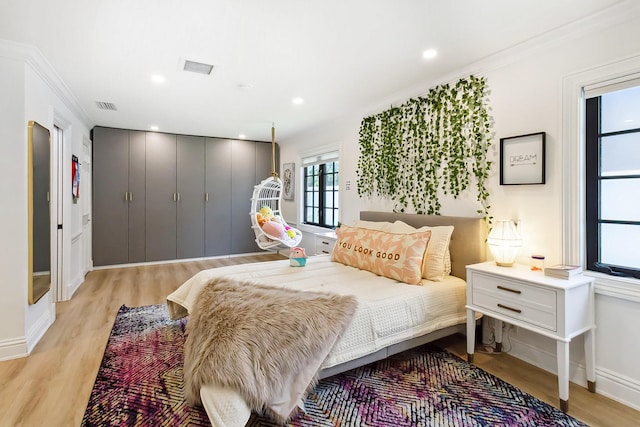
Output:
[584, 73, 640, 98]
[301, 151, 339, 167]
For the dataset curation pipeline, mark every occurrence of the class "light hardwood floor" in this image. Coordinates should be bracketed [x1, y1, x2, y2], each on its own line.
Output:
[1, 255, 638, 426]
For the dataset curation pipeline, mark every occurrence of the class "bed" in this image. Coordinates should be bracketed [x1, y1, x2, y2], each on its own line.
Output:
[167, 211, 486, 426]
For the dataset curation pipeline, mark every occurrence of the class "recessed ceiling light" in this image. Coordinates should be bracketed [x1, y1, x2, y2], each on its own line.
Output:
[292, 97, 304, 105]
[422, 49, 437, 59]
[238, 134, 247, 139]
[236, 84, 251, 90]
[150, 125, 159, 131]
[151, 75, 165, 84]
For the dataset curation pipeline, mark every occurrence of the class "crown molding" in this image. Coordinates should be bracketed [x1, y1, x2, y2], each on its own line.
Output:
[360, 0, 639, 120]
[0, 38, 93, 129]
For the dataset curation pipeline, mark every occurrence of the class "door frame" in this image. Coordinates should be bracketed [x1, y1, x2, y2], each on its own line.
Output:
[51, 114, 72, 302]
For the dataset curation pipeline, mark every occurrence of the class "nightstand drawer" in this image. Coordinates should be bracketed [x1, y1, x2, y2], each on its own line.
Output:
[315, 236, 336, 255]
[471, 272, 557, 331]
[472, 273, 556, 306]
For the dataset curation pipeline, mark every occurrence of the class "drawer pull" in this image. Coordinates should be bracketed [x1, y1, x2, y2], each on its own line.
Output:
[497, 285, 521, 294]
[497, 303, 522, 314]
[321, 241, 329, 245]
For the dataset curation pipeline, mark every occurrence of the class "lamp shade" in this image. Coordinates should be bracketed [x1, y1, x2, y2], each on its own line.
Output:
[487, 220, 522, 266]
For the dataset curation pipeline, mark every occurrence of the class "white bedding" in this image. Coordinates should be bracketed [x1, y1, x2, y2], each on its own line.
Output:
[167, 254, 468, 369]
[167, 255, 471, 426]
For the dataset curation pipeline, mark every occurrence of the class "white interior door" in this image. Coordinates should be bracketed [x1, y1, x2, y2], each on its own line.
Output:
[51, 125, 64, 302]
[82, 138, 92, 274]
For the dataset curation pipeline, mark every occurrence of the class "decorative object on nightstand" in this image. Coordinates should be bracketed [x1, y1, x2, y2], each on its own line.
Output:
[544, 264, 583, 279]
[487, 220, 522, 266]
[530, 254, 545, 271]
[465, 262, 596, 413]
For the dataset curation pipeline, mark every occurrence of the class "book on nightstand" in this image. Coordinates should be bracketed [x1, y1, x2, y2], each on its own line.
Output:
[544, 264, 583, 279]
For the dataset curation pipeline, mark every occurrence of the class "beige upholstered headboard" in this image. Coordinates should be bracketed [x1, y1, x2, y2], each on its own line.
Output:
[359, 211, 487, 281]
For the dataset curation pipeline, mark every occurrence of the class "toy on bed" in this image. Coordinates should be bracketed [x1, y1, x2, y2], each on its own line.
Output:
[289, 247, 307, 267]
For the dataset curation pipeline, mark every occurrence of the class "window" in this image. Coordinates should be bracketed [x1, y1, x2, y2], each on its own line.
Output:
[302, 152, 339, 228]
[585, 84, 640, 279]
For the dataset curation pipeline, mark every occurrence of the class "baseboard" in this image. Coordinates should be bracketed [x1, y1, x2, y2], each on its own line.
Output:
[84, 260, 93, 277]
[508, 336, 640, 411]
[508, 336, 588, 385]
[92, 252, 273, 270]
[68, 272, 84, 299]
[26, 306, 55, 354]
[0, 336, 28, 361]
[595, 367, 640, 412]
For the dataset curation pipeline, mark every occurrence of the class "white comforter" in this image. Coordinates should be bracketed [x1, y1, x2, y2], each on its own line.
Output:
[167, 255, 469, 426]
[168, 255, 468, 368]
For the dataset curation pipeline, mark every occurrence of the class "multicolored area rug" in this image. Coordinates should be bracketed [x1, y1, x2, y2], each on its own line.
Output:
[81, 305, 209, 427]
[83, 305, 588, 427]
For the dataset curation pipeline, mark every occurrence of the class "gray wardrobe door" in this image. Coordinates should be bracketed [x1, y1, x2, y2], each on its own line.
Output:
[92, 127, 129, 266]
[255, 141, 273, 184]
[177, 135, 205, 259]
[145, 132, 177, 261]
[128, 131, 146, 263]
[205, 138, 232, 256]
[230, 140, 258, 254]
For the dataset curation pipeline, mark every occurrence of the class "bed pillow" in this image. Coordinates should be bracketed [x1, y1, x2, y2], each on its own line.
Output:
[444, 251, 452, 275]
[353, 220, 393, 232]
[331, 225, 431, 285]
[389, 220, 454, 282]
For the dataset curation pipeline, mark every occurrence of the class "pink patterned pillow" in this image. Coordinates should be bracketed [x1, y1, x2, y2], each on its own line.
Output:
[389, 221, 454, 282]
[331, 225, 431, 285]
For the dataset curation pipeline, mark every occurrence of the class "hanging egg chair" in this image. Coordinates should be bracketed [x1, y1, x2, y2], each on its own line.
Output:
[250, 126, 303, 251]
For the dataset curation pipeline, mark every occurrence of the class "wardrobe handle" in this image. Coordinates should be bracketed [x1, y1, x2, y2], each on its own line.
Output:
[129, 192, 133, 201]
[177, 192, 181, 201]
[124, 192, 129, 201]
[173, 193, 177, 201]
[205, 193, 209, 202]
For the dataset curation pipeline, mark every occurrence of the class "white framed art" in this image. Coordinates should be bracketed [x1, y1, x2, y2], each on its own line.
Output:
[282, 162, 295, 201]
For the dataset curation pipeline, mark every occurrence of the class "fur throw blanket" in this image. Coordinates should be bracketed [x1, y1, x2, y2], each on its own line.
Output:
[183, 276, 357, 423]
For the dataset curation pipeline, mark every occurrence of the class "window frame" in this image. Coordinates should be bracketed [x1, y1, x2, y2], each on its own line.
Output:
[562, 57, 640, 287]
[585, 94, 640, 279]
[302, 160, 339, 229]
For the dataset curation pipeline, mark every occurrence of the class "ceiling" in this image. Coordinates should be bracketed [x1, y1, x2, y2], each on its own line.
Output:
[0, 0, 623, 142]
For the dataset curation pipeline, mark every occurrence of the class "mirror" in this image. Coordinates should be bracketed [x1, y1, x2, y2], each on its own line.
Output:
[28, 121, 51, 304]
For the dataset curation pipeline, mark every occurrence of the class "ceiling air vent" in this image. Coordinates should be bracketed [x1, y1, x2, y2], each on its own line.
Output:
[96, 101, 117, 111]
[183, 60, 214, 75]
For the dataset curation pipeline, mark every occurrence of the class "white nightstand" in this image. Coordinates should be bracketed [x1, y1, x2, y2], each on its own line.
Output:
[315, 231, 337, 255]
[465, 261, 596, 413]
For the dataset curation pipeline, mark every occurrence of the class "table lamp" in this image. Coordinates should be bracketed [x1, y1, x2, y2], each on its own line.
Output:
[487, 220, 522, 266]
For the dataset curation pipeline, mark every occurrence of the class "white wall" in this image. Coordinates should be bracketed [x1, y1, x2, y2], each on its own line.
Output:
[0, 40, 92, 359]
[0, 55, 29, 360]
[279, 5, 640, 410]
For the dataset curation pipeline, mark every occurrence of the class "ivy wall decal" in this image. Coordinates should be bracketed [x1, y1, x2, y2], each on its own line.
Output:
[356, 75, 493, 221]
